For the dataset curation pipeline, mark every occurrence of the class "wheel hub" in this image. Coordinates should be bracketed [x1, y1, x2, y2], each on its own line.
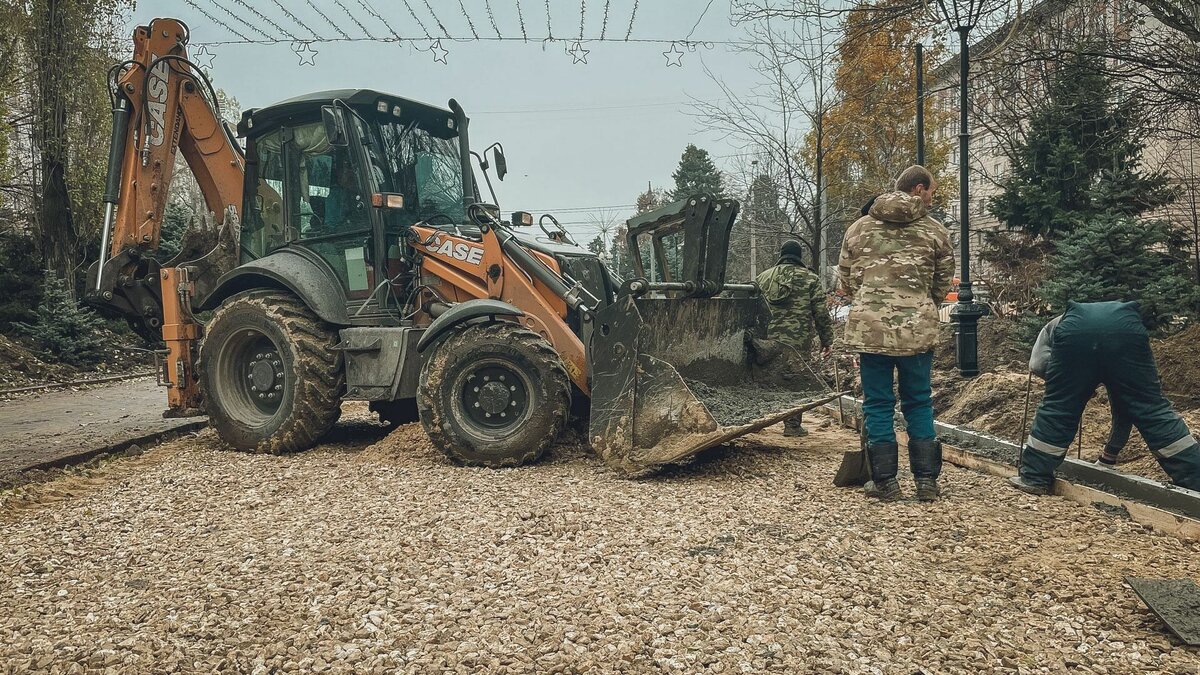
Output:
[461, 364, 528, 430]
[478, 381, 510, 413]
[247, 351, 281, 394]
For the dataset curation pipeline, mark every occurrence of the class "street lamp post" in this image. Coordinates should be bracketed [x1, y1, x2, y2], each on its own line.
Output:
[935, 0, 989, 377]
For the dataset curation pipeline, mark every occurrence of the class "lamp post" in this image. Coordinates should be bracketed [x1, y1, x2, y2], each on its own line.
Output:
[934, 0, 989, 377]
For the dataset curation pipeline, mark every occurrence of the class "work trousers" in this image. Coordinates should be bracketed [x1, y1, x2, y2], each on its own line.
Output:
[1021, 302, 1200, 491]
[859, 351, 936, 444]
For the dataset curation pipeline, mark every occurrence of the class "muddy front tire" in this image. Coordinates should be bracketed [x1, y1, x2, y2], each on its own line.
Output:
[418, 322, 570, 467]
[200, 291, 344, 453]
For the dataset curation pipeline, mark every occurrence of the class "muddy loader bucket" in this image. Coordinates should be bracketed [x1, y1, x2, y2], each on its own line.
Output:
[588, 293, 837, 474]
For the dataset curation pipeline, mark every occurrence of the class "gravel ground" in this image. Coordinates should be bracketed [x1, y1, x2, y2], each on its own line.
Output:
[2, 406, 1199, 674]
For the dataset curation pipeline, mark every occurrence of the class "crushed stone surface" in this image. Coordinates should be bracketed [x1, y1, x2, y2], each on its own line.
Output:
[2, 410, 1200, 674]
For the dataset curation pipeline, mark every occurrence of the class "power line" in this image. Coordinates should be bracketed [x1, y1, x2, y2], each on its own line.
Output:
[183, 0, 251, 42]
[302, 0, 353, 40]
[625, 0, 639, 40]
[473, 100, 685, 114]
[455, 0, 480, 39]
[331, 0, 376, 39]
[204, 0, 273, 41]
[269, 0, 320, 40]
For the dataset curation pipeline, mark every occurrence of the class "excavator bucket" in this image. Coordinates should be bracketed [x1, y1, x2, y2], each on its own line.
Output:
[587, 195, 838, 475]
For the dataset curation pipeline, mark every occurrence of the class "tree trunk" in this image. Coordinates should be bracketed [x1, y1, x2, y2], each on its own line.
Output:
[32, 0, 78, 289]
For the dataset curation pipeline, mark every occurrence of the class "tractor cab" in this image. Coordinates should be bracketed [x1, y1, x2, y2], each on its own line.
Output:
[235, 89, 475, 319]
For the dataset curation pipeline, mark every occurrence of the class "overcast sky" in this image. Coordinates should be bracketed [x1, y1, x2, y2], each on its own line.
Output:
[129, 1, 768, 243]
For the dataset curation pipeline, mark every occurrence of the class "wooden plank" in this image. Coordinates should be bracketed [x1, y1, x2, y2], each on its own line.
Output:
[818, 404, 1200, 543]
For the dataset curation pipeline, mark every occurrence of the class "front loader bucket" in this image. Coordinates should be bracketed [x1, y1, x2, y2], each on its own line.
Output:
[588, 293, 839, 475]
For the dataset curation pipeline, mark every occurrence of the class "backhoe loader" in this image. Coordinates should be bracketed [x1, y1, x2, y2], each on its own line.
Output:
[86, 17, 836, 474]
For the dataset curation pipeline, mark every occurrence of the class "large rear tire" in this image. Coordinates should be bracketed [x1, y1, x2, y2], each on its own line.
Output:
[418, 322, 570, 467]
[200, 290, 344, 453]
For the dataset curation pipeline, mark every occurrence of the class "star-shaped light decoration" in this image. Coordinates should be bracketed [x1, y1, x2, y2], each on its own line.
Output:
[567, 41, 589, 64]
[190, 44, 215, 70]
[430, 39, 449, 64]
[663, 42, 685, 67]
[293, 42, 318, 66]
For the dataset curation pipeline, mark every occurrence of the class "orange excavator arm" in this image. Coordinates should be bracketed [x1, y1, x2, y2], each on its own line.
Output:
[86, 17, 245, 416]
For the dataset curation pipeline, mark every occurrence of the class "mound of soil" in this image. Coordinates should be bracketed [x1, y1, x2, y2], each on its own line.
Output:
[1152, 325, 1200, 409]
[0, 329, 153, 391]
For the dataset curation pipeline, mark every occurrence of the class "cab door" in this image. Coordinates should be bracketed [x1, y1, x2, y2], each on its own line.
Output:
[282, 120, 377, 303]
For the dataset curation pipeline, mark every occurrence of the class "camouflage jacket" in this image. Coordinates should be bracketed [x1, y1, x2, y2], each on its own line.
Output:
[837, 191, 954, 356]
[756, 262, 833, 350]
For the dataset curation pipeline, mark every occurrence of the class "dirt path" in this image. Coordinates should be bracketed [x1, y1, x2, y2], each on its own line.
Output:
[1, 415, 1198, 673]
[0, 377, 204, 481]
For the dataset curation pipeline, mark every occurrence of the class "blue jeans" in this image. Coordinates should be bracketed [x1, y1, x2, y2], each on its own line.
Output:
[860, 351, 936, 444]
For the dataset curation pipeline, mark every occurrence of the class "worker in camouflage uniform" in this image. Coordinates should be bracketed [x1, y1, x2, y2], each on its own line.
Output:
[756, 240, 833, 437]
[838, 165, 955, 502]
[1012, 301, 1200, 494]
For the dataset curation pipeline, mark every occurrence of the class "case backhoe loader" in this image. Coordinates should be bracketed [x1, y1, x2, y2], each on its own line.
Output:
[86, 17, 836, 475]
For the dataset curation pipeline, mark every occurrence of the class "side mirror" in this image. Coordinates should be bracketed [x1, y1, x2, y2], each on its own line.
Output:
[492, 145, 508, 181]
[321, 105, 349, 147]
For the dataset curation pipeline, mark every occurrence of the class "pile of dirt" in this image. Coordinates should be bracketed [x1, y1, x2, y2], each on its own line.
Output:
[0, 330, 153, 391]
[933, 370, 1175, 483]
[933, 316, 1029, 374]
[1152, 324, 1200, 409]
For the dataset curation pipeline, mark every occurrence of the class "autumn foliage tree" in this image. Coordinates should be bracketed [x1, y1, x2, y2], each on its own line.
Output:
[808, 0, 953, 233]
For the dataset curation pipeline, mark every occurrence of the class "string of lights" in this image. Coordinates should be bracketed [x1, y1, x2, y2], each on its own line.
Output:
[421, 0, 453, 39]
[204, 0, 274, 41]
[228, 0, 297, 41]
[455, 0, 480, 40]
[356, 0, 402, 42]
[482, 0, 503, 39]
[330, 0, 376, 40]
[268, 0, 319, 40]
[180, 1, 730, 67]
[514, 0, 529, 41]
[302, 0, 352, 40]
[599, 0, 611, 40]
[183, 0, 251, 42]
[400, 0, 433, 40]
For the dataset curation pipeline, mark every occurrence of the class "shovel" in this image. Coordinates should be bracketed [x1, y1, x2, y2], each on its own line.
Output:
[833, 354, 872, 487]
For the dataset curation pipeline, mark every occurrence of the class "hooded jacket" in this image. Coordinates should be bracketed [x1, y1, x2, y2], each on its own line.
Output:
[837, 191, 955, 356]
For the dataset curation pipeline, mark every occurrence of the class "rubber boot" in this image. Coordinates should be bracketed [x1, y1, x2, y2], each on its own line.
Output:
[863, 441, 901, 500]
[909, 438, 943, 502]
[783, 415, 807, 437]
[1157, 443, 1200, 492]
[1014, 445, 1058, 495]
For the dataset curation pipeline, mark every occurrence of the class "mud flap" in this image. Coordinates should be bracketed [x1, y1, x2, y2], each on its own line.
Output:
[589, 294, 839, 475]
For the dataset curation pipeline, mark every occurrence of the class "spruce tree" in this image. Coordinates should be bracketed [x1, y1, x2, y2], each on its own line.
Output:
[15, 272, 107, 367]
[1039, 213, 1199, 333]
[990, 51, 1174, 236]
[668, 144, 725, 202]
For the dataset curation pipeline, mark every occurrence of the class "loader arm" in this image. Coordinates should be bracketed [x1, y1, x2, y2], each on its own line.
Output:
[86, 17, 246, 415]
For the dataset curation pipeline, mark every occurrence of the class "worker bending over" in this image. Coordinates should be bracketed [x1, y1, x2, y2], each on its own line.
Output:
[756, 240, 833, 436]
[1011, 300, 1200, 494]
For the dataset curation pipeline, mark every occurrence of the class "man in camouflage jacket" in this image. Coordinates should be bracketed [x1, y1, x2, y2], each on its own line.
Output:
[756, 240, 833, 436]
[838, 165, 955, 502]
